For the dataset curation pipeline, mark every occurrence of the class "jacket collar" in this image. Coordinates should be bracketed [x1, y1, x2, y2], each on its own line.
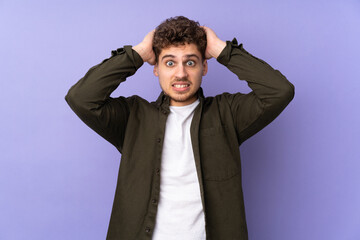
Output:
[155, 87, 205, 112]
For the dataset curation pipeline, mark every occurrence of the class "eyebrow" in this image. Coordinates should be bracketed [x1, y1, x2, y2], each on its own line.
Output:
[161, 54, 200, 61]
[185, 54, 200, 60]
[161, 54, 175, 61]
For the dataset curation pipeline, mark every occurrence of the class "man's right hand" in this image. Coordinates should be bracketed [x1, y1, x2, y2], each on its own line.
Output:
[132, 30, 156, 65]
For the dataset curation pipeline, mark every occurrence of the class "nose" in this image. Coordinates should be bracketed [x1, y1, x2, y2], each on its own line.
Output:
[174, 64, 188, 79]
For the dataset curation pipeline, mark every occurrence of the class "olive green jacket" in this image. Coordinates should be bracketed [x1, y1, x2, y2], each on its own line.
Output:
[65, 39, 295, 240]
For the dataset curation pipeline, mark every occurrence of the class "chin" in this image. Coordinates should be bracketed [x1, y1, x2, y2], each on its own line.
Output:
[170, 93, 197, 105]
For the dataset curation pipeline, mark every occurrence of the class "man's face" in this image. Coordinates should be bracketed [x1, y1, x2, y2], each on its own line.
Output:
[153, 43, 208, 106]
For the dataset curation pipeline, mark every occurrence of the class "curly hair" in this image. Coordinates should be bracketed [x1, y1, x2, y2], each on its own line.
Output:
[153, 16, 207, 62]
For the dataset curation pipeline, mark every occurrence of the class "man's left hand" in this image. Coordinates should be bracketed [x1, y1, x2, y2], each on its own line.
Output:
[202, 26, 227, 59]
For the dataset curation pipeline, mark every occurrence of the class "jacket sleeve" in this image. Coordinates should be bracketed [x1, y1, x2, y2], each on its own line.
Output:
[65, 46, 144, 152]
[217, 38, 295, 145]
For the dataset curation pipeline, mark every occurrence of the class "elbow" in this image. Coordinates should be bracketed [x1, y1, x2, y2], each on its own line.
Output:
[65, 86, 101, 117]
[64, 90, 71, 105]
[267, 81, 295, 113]
[64, 88, 76, 108]
[273, 70, 295, 104]
[275, 79, 295, 106]
[282, 81, 295, 104]
[64, 87, 85, 113]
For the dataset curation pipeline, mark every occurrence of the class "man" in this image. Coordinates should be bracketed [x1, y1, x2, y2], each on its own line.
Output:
[65, 16, 294, 240]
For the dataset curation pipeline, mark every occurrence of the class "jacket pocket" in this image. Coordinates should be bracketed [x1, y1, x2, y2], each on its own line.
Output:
[199, 125, 240, 181]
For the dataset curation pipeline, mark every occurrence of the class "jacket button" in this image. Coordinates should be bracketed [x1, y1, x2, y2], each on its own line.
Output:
[157, 138, 161, 143]
[145, 227, 151, 233]
[151, 199, 157, 204]
[156, 168, 160, 175]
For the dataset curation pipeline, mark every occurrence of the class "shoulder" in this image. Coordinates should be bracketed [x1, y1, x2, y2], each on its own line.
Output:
[204, 92, 246, 106]
[112, 95, 158, 111]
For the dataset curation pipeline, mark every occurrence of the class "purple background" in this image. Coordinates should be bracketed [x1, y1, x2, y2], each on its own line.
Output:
[1, 0, 359, 239]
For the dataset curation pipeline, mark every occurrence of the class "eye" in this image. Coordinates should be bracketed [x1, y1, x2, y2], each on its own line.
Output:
[186, 60, 195, 66]
[166, 61, 174, 67]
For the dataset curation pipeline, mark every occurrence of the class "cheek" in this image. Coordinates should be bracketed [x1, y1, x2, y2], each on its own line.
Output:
[158, 70, 173, 82]
[159, 76, 170, 89]
[193, 71, 203, 84]
[157, 67, 167, 77]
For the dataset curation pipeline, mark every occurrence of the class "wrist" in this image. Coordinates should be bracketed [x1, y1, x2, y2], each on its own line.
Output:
[132, 44, 148, 62]
[210, 40, 226, 59]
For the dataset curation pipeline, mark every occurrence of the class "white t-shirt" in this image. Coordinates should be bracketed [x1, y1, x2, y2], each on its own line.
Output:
[152, 99, 206, 240]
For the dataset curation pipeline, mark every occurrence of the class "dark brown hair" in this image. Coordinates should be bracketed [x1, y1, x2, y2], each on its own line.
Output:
[153, 16, 207, 62]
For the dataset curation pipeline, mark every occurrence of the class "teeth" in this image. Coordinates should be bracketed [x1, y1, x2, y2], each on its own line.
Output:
[174, 84, 189, 88]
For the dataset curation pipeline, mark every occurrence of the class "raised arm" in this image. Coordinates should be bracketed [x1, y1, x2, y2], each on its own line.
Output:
[65, 30, 155, 152]
[203, 26, 295, 145]
[132, 30, 156, 65]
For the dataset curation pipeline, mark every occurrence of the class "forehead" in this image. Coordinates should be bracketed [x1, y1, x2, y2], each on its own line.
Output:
[159, 43, 202, 60]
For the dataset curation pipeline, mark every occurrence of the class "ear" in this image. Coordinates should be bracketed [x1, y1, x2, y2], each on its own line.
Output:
[202, 60, 208, 76]
[153, 64, 159, 77]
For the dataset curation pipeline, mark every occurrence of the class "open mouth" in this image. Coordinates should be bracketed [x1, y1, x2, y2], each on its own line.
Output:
[172, 83, 190, 92]
[172, 84, 190, 89]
